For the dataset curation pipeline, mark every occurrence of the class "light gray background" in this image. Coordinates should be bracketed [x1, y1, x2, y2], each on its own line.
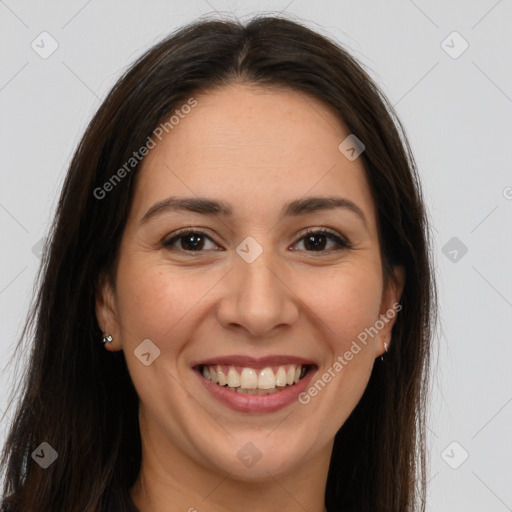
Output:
[1, 1, 511, 510]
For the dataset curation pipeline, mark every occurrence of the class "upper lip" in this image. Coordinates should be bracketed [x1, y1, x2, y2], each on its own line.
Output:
[191, 355, 317, 369]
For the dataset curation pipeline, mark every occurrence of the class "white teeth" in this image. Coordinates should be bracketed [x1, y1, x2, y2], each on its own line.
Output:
[286, 366, 295, 385]
[217, 365, 227, 386]
[257, 367, 275, 389]
[201, 363, 310, 393]
[227, 367, 240, 387]
[209, 366, 218, 384]
[275, 366, 288, 386]
[240, 368, 258, 389]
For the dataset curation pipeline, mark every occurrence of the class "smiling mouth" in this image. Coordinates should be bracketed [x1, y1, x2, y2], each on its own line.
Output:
[196, 363, 315, 395]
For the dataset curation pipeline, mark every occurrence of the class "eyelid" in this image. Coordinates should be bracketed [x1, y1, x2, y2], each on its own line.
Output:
[162, 226, 352, 252]
[162, 227, 221, 249]
[295, 226, 350, 243]
[292, 226, 353, 250]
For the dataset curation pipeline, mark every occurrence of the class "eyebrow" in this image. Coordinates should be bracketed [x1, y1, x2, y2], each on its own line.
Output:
[140, 195, 368, 230]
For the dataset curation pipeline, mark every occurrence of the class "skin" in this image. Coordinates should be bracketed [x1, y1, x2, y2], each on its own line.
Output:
[96, 82, 405, 512]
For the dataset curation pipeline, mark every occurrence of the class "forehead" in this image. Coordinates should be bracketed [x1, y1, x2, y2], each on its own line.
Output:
[129, 83, 377, 232]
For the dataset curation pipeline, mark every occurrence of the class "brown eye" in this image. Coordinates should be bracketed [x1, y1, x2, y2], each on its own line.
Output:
[293, 229, 351, 252]
[163, 230, 219, 252]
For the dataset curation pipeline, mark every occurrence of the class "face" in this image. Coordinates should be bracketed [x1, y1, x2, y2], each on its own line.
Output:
[97, 83, 404, 482]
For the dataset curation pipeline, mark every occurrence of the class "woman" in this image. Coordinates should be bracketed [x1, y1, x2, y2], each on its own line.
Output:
[0, 15, 437, 512]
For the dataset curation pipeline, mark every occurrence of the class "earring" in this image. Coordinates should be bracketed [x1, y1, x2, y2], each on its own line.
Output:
[102, 334, 113, 344]
[380, 341, 388, 361]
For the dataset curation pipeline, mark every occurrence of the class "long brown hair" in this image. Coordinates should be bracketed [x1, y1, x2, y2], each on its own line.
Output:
[1, 15, 437, 512]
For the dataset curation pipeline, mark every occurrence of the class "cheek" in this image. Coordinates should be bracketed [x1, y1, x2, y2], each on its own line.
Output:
[115, 258, 219, 345]
[296, 267, 381, 418]
[296, 263, 383, 348]
[113, 259, 209, 407]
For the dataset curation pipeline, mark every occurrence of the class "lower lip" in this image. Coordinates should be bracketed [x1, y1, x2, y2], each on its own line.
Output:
[194, 367, 317, 414]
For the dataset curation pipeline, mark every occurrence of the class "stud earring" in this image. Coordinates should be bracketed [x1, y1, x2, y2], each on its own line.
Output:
[102, 334, 113, 344]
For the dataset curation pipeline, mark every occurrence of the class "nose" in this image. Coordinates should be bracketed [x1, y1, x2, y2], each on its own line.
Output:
[215, 251, 300, 338]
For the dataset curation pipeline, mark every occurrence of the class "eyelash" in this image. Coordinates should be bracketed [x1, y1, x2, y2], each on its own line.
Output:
[162, 227, 352, 254]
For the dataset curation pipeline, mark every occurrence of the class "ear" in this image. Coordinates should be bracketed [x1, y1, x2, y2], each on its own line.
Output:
[375, 265, 405, 358]
[95, 272, 122, 352]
